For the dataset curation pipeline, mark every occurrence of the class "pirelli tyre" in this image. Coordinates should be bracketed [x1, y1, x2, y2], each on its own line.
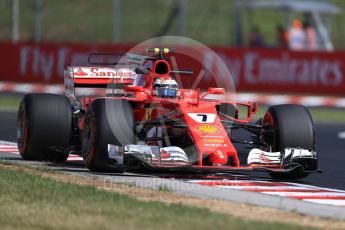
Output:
[17, 93, 72, 162]
[263, 104, 316, 180]
[81, 99, 135, 172]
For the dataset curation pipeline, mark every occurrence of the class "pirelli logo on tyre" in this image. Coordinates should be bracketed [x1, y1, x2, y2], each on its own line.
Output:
[197, 125, 220, 134]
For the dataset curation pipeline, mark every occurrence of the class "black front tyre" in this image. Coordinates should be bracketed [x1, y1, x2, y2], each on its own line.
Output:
[263, 104, 316, 180]
[81, 99, 135, 173]
[17, 93, 72, 162]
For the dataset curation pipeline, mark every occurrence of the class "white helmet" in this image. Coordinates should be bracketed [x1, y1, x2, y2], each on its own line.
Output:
[153, 77, 179, 98]
[153, 77, 179, 89]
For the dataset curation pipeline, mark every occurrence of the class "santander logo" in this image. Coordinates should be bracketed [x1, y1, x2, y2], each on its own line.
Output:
[74, 68, 88, 76]
[72, 67, 136, 78]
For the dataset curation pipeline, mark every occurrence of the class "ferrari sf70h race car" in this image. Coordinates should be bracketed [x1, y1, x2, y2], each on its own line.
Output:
[17, 48, 319, 179]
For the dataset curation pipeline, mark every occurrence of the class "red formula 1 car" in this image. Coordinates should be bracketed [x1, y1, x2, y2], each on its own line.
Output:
[17, 48, 318, 179]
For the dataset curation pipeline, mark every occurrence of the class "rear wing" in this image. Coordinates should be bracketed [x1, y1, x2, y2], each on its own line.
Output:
[64, 66, 136, 98]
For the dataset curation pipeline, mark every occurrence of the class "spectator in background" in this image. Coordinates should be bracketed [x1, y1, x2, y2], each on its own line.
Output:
[288, 19, 306, 50]
[303, 22, 319, 50]
[276, 24, 288, 49]
[277, 25, 289, 49]
[248, 26, 265, 48]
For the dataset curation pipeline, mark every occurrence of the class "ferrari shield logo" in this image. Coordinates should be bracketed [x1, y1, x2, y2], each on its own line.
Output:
[216, 150, 224, 159]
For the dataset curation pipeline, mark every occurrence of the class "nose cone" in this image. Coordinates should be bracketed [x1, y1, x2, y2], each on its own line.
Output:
[209, 150, 228, 165]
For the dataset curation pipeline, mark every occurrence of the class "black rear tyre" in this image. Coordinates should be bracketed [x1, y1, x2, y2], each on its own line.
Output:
[263, 104, 316, 180]
[82, 99, 135, 172]
[17, 93, 72, 162]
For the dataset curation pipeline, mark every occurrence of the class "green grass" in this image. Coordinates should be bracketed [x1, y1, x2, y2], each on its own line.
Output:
[0, 94, 21, 111]
[0, 0, 344, 48]
[308, 107, 345, 123]
[0, 166, 314, 230]
[251, 105, 345, 124]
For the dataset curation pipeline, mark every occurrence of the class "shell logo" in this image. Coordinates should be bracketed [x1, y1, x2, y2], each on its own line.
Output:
[197, 125, 220, 134]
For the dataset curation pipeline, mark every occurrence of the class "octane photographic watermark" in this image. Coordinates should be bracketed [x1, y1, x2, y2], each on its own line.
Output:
[102, 175, 243, 192]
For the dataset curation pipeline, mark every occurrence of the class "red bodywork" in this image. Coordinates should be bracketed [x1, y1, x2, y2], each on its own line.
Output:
[66, 58, 264, 170]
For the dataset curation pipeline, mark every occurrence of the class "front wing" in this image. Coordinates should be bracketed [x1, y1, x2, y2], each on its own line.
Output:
[107, 144, 318, 174]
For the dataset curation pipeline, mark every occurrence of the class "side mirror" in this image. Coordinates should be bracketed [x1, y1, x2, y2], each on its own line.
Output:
[251, 102, 258, 114]
[135, 67, 150, 74]
[207, 87, 225, 94]
[125, 85, 145, 92]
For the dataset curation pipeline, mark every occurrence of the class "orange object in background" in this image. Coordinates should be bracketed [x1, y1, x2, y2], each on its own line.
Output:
[289, 19, 306, 50]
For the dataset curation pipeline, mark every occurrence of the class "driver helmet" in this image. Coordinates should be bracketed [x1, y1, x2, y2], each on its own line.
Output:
[153, 77, 179, 98]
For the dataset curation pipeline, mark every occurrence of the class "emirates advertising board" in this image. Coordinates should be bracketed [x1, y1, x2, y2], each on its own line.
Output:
[0, 42, 344, 96]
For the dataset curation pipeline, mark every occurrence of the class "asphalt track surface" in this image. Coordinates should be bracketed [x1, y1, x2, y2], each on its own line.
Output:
[1, 110, 345, 219]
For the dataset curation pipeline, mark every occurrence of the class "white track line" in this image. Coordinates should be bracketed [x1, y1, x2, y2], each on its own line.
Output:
[303, 199, 345, 206]
[0, 140, 17, 145]
[262, 192, 345, 197]
[338, 132, 345, 139]
[216, 185, 326, 192]
[188, 179, 345, 207]
[0, 141, 82, 161]
[284, 181, 345, 193]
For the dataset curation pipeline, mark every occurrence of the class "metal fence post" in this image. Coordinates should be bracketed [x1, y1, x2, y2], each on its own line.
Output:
[12, 0, 19, 43]
[177, 0, 186, 36]
[113, 0, 121, 43]
[34, 0, 43, 43]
